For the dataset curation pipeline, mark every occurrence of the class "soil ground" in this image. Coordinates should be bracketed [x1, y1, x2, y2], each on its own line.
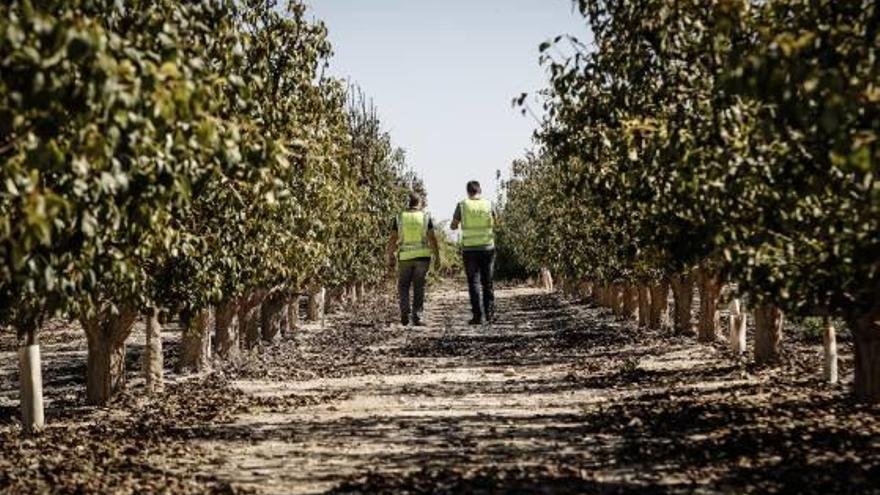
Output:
[1, 283, 878, 494]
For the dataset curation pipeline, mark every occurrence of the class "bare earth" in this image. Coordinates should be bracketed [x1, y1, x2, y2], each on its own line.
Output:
[193, 284, 878, 494]
[1, 283, 878, 494]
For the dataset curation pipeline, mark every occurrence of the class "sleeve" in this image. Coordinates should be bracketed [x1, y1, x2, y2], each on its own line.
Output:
[452, 203, 461, 223]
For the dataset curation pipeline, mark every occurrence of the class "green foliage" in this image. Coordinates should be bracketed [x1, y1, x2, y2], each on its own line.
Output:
[790, 316, 849, 343]
[500, 0, 878, 327]
[716, 0, 879, 319]
[495, 152, 553, 279]
[322, 85, 419, 290]
[0, 0, 418, 335]
[0, 0, 249, 330]
[429, 221, 463, 281]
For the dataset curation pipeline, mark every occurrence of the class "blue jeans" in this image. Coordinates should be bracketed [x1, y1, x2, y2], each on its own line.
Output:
[463, 250, 495, 319]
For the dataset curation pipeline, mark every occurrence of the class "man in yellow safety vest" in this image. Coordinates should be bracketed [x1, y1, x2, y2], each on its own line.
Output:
[387, 191, 440, 326]
[450, 180, 496, 325]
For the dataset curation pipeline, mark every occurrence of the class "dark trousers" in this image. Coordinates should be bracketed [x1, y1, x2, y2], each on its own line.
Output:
[398, 259, 429, 322]
[463, 250, 495, 319]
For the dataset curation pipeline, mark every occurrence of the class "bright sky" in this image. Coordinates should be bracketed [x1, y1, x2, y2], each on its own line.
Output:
[306, 1, 590, 223]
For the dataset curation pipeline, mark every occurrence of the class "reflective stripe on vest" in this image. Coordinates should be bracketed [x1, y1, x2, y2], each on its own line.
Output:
[460, 198, 494, 247]
[398, 210, 431, 260]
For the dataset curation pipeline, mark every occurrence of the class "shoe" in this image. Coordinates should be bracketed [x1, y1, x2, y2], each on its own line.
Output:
[401, 316, 410, 326]
[468, 316, 483, 325]
[412, 319, 426, 327]
[485, 313, 496, 324]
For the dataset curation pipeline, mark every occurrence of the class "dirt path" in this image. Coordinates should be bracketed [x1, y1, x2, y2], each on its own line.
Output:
[191, 284, 878, 495]
[2, 283, 877, 494]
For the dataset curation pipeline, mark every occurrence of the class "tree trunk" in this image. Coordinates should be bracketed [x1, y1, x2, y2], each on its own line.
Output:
[613, 283, 620, 314]
[637, 285, 650, 327]
[648, 280, 669, 330]
[728, 298, 747, 355]
[239, 289, 266, 349]
[610, 283, 623, 317]
[622, 284, 638, 320]
[261, 290, 289, 343]
[243, 303, 262, 348]
[143, 307, 163, 394]
[823, 317, 838, 384]
[696, 267, 722, 342]
[325, 287, 344, 314]
[81, 304, 138, 405]
[754, 304, 784, 365]
[19, 329, 44, 433]
[288, 295, 300, 332]
[214, 298, 240, 358]
[576, 280, 592, 301]
[178, 308, 214, 372]
[356, 283, 366, 300]
[850, 305, 880, 402]
[603, 283, 610, 311]
[307, 286, 326, 327]
[540, 268, 554, 292]
[670, 271, 695, 336]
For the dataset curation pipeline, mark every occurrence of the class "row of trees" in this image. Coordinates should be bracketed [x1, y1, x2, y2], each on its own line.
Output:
[1, 0, 417, 429]
[498, 0, 878, 400]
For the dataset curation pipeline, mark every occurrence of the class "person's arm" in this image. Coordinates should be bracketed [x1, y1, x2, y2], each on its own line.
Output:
[450, 203, 461, 230]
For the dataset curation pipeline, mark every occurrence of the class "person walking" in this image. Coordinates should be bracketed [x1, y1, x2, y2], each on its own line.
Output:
[450, 180, 496, 324]
[387, 191, 440, 326]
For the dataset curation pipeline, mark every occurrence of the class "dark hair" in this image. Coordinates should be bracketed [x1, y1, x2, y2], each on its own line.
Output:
[466, 180, 481, 196]
[408, 191, 422, 208]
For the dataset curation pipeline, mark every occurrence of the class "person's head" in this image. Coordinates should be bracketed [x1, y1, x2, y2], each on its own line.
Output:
[466, 180, 481, 197]
[408, 191, 423, 209]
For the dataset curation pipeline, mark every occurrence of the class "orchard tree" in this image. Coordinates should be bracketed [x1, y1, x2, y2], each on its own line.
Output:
[714, 0, 879, 399]
[0, 0, 262, 404]
[500, 0, 878, 400]
[1, 0, 420, 413]
[332, 85, 415, 294]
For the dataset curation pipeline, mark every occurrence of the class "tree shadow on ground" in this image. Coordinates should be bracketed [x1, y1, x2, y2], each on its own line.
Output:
[182, 381, 879, 494]
[2, 287, 877, 494]
[328, 466, 678, 495]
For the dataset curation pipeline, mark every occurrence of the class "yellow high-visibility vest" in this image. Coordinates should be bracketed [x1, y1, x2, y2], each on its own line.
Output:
[398, 210, 432, 260]
[460, 198, 494, 247]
